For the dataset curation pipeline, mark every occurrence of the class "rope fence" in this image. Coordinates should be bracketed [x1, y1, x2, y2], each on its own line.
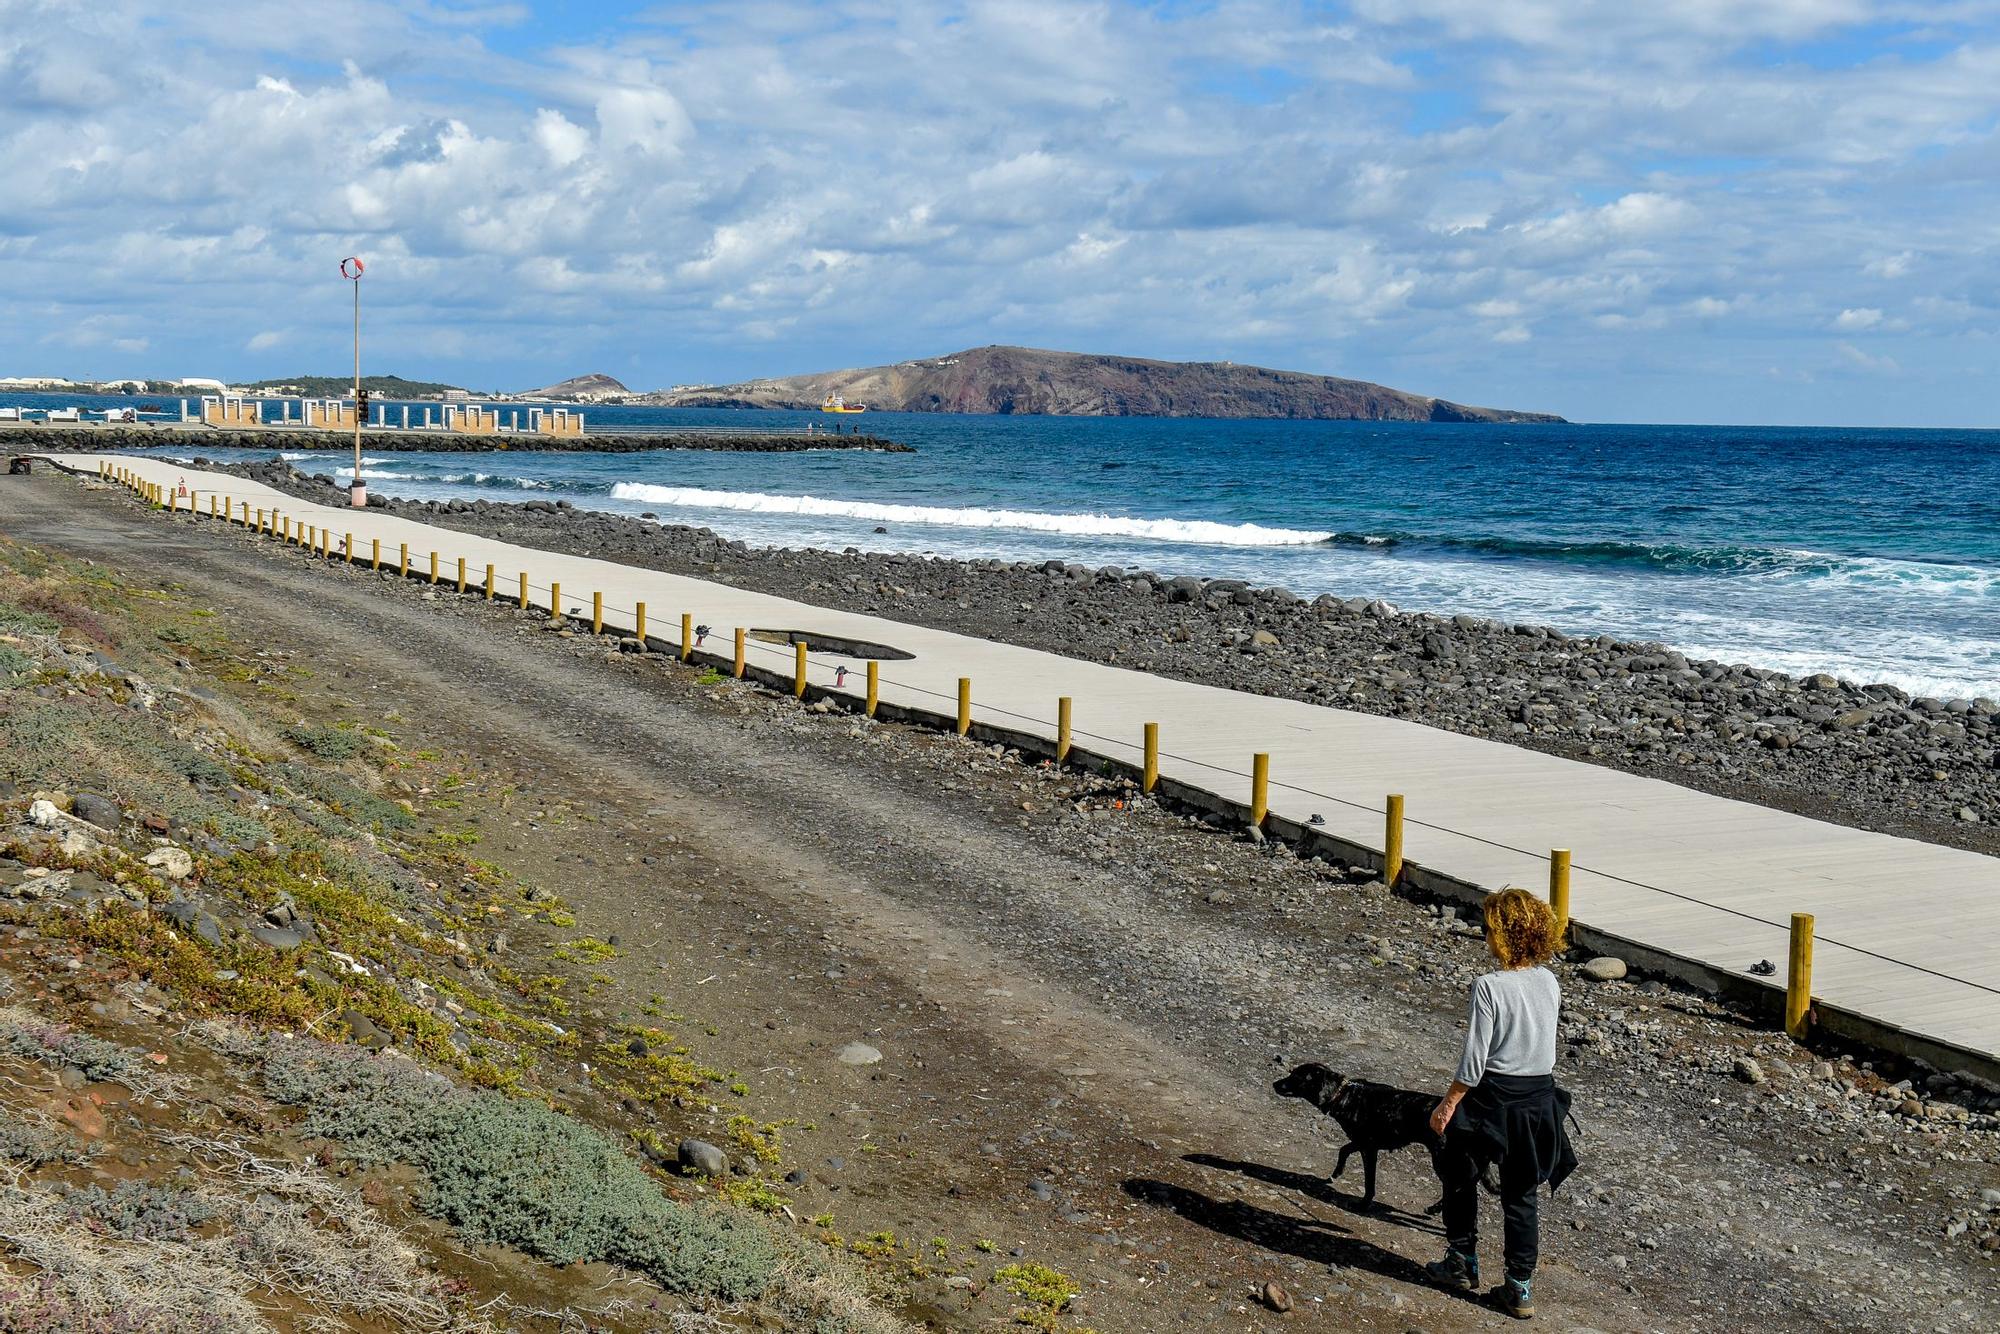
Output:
[98, 461, 2000, 1025]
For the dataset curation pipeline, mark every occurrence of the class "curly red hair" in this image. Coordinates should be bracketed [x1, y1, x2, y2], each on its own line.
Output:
[1482, 887, 1560, 969]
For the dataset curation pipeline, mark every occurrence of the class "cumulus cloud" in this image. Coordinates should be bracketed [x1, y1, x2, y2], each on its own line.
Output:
[0, 0, 1996, 422]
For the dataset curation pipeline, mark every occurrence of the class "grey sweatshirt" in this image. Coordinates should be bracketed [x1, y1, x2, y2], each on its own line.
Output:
[1454, 966, 1561, 1087]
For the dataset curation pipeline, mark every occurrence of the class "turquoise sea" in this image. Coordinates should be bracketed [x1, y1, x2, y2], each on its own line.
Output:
[15, 394, 1999, 698]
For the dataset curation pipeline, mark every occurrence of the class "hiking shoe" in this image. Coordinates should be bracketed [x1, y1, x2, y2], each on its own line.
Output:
[1489, 1276, 1534, 1319]
[1424, 1248, 1480, 1291]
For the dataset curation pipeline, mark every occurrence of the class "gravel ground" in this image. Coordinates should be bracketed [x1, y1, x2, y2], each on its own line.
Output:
[6, 470, 1996, 1332]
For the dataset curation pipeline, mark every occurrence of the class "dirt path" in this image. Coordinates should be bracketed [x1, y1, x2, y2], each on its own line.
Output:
[5, 472, 1994, 1332]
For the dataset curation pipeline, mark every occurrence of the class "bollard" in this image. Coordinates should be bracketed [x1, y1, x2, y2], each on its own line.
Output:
[794, 640, 808, 697]
[399, 543, 409, 578]
[1385, 794, 1405, 887]
[1786, 913, 1815, 1040]
[957, 678, 972, 735]
[865, 660, 879, 716]
[457, 557, 467, 594]
[550, 581, 560, 620]
[1251, 752, 1270, 827]
[209, 494, 216, 517]
[344, 533, 353, 563]
[429, 552, 439, 584]
[681, 612, 693, 662]
[635, 602, 646, 646]
[1142, 722, 1160, 794]
[371, 538, 380, 571]
[484, 563, 495, 600]
[592, 592, 603, 636]
[256, 507, 265, 534]
[518, 572, 527, 609]
[733, 627, 746, 678]
[1057, 696, 1073, 765]
[1549, 849, 1572, 945]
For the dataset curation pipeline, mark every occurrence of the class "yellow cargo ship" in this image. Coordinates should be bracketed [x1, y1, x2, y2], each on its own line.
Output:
[820, 393, 867, 413]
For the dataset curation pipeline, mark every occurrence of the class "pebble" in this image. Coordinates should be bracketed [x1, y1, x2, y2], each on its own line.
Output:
[1733, 1057, 1766, 1085]
[837, 1041, 883, 1066]
[1580, 956, 1628, 982]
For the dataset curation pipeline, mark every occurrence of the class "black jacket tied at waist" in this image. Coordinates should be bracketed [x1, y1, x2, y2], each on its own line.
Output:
[1450, 1072, 1578, 1195]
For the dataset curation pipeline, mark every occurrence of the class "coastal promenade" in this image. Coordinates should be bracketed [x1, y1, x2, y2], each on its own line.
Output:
[57, 454, 2000, 1074]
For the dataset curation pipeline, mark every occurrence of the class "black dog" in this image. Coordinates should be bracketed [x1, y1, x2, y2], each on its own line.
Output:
[1274, 1061, 1448, 1212]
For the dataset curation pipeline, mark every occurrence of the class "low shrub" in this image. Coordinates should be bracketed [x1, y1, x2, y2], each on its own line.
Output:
[63, 1181, 217, 1242]
[260, 1042, 780, 1301]
[282, 724, 362, 761]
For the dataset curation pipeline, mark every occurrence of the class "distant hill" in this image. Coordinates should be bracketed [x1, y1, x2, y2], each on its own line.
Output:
[636, 346, 1563, 422]
[244, 374, 473, 399]
[520, 372, 630, 401]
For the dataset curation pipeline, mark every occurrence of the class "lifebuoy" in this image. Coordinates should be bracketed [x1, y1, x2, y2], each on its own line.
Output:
[340, 256, 365, 280]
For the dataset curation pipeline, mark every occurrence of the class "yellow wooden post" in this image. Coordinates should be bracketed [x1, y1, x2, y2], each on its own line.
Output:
[256, 507, 265, 534]
[733, 627, 746, 678]
[635, 602, 646, 645]
[592, 592, 604, 635]
[1142, 722, 1160, 793]
[1786, 913, 1815, 1041]
[956, 678, 972, 735]
[457, 557, 467, 594]
[344, 532, 353, 563]
[1549, 849, 1572, 945]
[484, 563, 495, 600]
[1251, 752, 1270, 827]
[371, 537, 380, 570]
[681, 612, 693, 662]
[550, 581, 561, 620]
[794, 640, 808, 697]
[428, 551, 439, 584]
[1057, 696, 1072, 765]
[399, 543, 409, 577]
[209, 494, 216, 517]
[865, 660, 879, 716]
[1385, 794, 1405, 887]
[518, 571, 528, 609]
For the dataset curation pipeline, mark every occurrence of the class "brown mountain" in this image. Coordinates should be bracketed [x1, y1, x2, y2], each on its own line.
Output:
[639, 346, 1561, 422]
[522, 372, 630, 401]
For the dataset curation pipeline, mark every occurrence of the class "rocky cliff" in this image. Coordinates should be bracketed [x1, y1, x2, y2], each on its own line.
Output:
[638, 346, 1562, 422]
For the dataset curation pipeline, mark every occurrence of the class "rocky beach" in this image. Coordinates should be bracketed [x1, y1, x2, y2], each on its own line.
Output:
[221, 456, 1998, 856]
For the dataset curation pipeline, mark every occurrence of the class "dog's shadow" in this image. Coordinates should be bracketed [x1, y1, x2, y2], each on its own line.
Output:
[1184, 1152, 1445, 1233]
[1121, 1175, 1438, 1286]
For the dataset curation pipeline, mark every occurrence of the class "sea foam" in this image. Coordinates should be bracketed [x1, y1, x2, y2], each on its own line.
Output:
[607, 484, 1332, 547]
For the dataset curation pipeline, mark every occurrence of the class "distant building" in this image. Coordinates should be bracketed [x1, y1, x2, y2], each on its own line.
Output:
[442, 389, 470, 402]
[0, 376, 75, 388]
[178, 377, 226, 391]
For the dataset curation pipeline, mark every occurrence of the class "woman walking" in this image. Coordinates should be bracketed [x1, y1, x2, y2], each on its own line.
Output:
[1426, 887, 1578, 1320]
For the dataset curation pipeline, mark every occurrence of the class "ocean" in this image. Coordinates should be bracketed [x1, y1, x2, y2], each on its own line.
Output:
[16, 396, 2000, 698]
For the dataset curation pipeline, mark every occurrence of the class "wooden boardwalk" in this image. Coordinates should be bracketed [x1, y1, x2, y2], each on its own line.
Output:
[64, 456, 2000, 1071]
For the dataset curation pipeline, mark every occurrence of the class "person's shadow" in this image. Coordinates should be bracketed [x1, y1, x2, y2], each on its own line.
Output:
[1183, 1152, 1445, 1232]
[1121, 1175, 1439, 1286]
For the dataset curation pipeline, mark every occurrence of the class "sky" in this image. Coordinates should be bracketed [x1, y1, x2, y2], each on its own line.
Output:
[3, 1, 1999, 425]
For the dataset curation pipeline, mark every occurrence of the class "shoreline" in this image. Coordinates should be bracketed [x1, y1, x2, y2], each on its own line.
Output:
[0, 423, 910, 455]
[200, 456, 1999, 854]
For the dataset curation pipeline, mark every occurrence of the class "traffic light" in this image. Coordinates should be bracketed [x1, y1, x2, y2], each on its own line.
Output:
[356, 387, 371, 416]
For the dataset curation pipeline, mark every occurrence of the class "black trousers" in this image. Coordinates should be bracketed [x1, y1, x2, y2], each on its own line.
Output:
[1439, 1135, 1539, 1280]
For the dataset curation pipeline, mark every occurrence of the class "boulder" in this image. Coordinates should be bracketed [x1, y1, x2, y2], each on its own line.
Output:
[72, 794, 123, 830]
[678, 1139, 729, 1178]
[1579, 956, 1628, 982]
[143, 846, 194, 880]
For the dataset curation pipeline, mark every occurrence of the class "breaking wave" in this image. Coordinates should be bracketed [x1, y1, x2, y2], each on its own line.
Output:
[606, 484, 1333, 547]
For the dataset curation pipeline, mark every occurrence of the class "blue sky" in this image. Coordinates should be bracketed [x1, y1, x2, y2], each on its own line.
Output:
[3, 0, 1999, 425]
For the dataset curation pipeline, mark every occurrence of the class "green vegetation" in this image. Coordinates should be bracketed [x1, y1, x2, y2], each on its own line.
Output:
[241, 374, 476, 399]
[283, 723, 363, 760]
[261, 1041, 780, 1301]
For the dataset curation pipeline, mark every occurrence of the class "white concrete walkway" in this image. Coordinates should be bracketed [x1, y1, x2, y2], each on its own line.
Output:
[61, 455, 2000, 1067]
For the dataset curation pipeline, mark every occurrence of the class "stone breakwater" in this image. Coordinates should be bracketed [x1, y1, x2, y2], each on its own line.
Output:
[206, 459, 2000, 853]
[2, 424, 910, 455]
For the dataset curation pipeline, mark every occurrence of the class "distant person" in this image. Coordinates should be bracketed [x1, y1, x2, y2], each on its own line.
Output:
[1426, 887, 1577, 1320]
